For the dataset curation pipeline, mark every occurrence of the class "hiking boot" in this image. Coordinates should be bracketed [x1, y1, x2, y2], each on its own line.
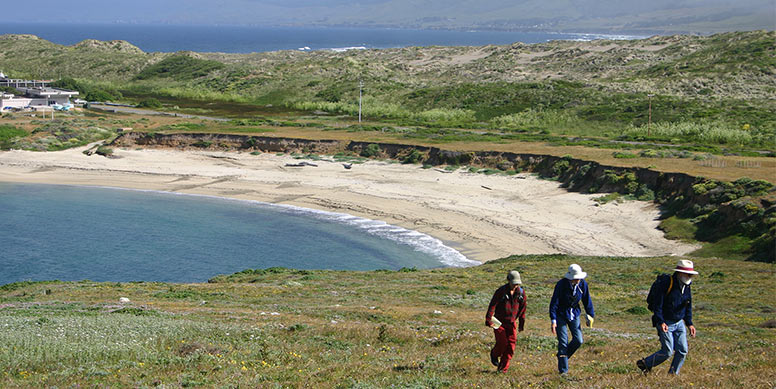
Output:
[490, 351, 499, 367]
[636, 359, 651, 374]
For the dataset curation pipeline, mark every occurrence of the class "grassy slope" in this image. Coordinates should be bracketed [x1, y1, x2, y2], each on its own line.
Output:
[0, 255, 774, 387]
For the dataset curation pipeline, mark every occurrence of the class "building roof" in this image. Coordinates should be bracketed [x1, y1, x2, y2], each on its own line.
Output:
[19, 87, 79, 97]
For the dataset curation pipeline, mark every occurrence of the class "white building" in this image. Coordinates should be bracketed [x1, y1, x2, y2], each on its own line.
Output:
[0, 72, 78, 110]
[1, 87, 79, 110]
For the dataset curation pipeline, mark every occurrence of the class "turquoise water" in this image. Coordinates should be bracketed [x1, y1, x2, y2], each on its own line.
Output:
[0, 183, 477, 284]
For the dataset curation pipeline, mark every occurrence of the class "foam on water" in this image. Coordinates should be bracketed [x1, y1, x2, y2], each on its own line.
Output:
[93, 186, 480, 268]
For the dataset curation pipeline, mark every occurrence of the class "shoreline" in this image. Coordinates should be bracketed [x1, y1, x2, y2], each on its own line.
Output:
[0, 146, 699, 263]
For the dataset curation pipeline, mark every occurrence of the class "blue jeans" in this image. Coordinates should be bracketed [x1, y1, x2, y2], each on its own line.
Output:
[556, 316, 583, 373]
[643, 320, 688, 374]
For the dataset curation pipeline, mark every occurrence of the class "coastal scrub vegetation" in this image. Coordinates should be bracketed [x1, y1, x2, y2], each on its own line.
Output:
[0, 117, 124, 151]
[134, 54, 226, 81]
[0, 31, 773, 155]
[0, 255, 773, 387]
[0, 124, 26, 148]
[51, 77, 123, 102]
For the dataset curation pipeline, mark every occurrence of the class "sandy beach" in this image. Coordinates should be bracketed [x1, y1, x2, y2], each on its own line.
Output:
[0, 145, 698, 263]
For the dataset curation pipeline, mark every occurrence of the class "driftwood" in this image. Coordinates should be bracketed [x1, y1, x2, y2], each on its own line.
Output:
[284, 161, 318, 167]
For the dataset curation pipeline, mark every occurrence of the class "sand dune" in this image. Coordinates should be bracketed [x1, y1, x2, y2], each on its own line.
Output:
[0, 146, 698, 263]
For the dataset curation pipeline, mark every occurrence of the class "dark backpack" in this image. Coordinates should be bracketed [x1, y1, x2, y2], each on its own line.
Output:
[646, 274, 673, 312]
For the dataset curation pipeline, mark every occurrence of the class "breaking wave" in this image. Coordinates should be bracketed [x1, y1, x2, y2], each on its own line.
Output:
[95, 186, 480, 268]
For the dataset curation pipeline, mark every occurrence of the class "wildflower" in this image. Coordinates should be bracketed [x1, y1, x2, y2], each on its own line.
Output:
[241, 366, 248, 371]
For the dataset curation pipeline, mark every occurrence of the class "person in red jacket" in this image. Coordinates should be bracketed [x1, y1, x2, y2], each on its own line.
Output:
[485, 270, 527, 372]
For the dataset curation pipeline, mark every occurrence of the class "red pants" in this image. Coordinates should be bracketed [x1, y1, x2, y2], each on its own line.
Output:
[491, 323, 517, 372]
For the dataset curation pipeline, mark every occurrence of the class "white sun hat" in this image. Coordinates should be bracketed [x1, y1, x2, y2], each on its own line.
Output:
[564, 264, 587, 280]
[673, 259, 699, 275]
[507, 270, 522, 285]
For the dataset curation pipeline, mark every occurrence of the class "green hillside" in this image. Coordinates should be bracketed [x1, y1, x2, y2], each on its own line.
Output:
[1, 254, 774, 387]
[1, 31, 773, 145]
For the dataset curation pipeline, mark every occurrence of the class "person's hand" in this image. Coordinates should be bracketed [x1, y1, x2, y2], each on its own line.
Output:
[551, 322, 557, 335]
[485, 320, 492, 328]
[661, 323, 668, 333]
[585, 314, 594, 328]
[689, 325, 696, 338]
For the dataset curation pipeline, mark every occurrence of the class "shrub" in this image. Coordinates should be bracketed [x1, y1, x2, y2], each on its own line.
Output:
[95, 146, 113, 156]
[136, 98, 162, 109]
[0, 125, 26, 149]
[552, 160, 570, 176]
[622, 121, 754, 145]
[360, 143, 381, 158]
[414, 108, 476, 125]
[613, 151, 638, 159]
[626, 306, 649, 315]
[52, 78, 122, 102]
[490, 109, 575, 130]
[192, 140, 212, 148]
[594, 193, 622, 204]
[401, 149, 424, 164]
[135, 54, 225, 81]
[634, 184, 655, 201]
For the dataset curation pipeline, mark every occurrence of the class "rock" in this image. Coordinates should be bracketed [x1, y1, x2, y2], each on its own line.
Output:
[119, 297, 130, 303]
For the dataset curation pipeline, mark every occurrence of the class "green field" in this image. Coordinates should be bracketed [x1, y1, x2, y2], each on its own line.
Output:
[1, 255, 774, 387]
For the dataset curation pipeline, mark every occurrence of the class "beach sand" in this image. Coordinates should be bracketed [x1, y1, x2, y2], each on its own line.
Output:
[0, 146, 698, 263]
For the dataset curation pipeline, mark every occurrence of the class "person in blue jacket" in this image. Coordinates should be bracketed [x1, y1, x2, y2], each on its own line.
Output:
[549, 264, 594, 375]
[637, 259, 698, 375]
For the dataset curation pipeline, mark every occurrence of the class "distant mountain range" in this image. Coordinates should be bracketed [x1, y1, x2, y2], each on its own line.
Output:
[4, 0, 774, 34]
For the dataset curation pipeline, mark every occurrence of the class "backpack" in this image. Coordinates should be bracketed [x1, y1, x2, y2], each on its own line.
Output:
[646, 274, 673, 312]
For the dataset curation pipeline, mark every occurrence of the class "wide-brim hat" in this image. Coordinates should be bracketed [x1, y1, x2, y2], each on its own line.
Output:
[564, 264, 587, 280]
[673, 259, 699, 275]
[507, 270, 522, 285]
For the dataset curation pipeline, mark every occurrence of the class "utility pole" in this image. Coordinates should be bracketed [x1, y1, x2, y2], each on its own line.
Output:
[358, 80, 363, 124]
[647, 94, 654, 137]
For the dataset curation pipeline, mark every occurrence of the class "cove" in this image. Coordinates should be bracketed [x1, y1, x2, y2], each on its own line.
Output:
[0, 183, 477, 284]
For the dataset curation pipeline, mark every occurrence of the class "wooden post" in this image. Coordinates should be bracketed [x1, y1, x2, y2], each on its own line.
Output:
[358, 80, 363, 124]
[647, 94, 654, 137]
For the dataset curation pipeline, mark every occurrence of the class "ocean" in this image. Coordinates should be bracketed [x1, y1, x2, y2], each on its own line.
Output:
[0, 22, 642, 53]
[0, 183, 477, 284]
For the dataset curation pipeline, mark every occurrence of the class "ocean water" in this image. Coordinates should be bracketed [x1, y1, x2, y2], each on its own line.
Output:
[0, 183, 477, 284]
[0, 23, 642, 53]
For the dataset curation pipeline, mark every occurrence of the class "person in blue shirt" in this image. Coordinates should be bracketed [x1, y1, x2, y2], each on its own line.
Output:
[549, 264, 595, 375]
[637, 260, 698, 375]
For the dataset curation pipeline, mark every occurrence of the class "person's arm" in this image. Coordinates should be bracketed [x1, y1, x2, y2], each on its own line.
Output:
[549, 281, 560, 323]
[518, 289, 527, 332]
[582, 280, 595, 318]
[549, 281, 561, 334]
[684, 289, 693, 326]
[653, 276, 668, 332]
[485, 288, 500, 327]
[686, 288, 696, 337]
